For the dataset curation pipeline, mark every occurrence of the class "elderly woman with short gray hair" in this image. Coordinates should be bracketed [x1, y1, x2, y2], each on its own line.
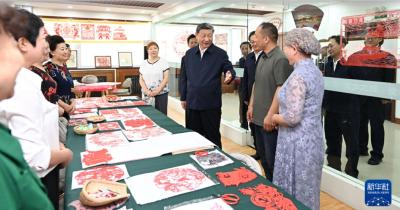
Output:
[271, 28, 324, 210]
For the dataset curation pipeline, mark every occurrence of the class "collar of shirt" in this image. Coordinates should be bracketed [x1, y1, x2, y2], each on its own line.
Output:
[199, 46, 208, 58]
[254, 51, 262, 62]
[262, 46, 278, 59]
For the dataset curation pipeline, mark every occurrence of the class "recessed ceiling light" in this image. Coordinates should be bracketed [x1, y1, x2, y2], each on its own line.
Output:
[141, 10, 145, 13]
[106, 8, 111, 11]
[67, 5, 73, 9]
[230, 4, 236, 7]
[222, 15, 228, 18]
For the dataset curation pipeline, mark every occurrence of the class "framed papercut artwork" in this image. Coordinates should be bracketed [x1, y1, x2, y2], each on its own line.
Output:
[94, 56, 112, 68]
[66, 50, 77, 68]
[118, 52, 133, 67]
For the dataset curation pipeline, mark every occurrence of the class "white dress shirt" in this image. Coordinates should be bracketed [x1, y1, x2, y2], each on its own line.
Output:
[0, 68, 59, 177]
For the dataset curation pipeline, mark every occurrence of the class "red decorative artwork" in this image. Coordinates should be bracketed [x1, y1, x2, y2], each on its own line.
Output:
[71, 165, 129, 189]
[240, 184, 298, 210]
[54, 23, 80, 39]
[118, 107, 143, 114]
[216, 167, 257, 187]
[81, 24, 95, 40]
[97, 25, 111, 40]
[122, 126, 171, 141]
[154, 167, 207, 192]
[97, 122, 121, 131]
[71, 108, 98, 115]
[68, 118, 88, 126]
[113, 26, 127, 40]
[85, 131, 128, 151]
[98, 109, 119, 115]
[122, 118, 156, 130]
[81, 148, 112, 168]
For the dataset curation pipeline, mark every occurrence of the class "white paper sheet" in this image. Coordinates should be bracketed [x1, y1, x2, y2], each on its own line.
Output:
[190, 150, 234, 169]
[169, 198, 233, 210]
[125, 164, 216, 205]
[71, 164, 129, 189]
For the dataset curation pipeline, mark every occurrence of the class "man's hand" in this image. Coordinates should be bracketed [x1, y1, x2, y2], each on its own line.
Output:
[181, 101, 186, 109]
[263, 113, 274, 131]
[247, 105, 253, 122]
[223, 71, 233, 84]
[60, 148, 73, 168]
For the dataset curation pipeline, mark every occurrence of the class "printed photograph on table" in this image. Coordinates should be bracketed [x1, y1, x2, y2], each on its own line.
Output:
[97, 122, 121, 131]
[125, 163, 217, 205]
[71, 164, 129, 189]
[95, 56, 112, 68]
[190, 150, 234, 169]
[122, 117, 156, 130]
[86, 130, 129, 151]
[81, 148, 113, 168]
[118, 52, 133, 67]
[122, 126, 172, 141]
[66, 49, 77, 68]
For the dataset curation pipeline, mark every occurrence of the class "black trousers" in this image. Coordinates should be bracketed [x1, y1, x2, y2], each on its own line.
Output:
[249, 122, 258, 154]
[238, 89, 248, 130]
[359, 97, 385, 159]
[186, 109, 222, 148]
[155, 92, 168, 115]
[254, 124, 277, 181]
[41, 166, 60, 210]
[324, 111, 359, 177]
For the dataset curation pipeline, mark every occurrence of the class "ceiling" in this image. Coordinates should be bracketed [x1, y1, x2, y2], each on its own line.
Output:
[10, 0, 398, 23]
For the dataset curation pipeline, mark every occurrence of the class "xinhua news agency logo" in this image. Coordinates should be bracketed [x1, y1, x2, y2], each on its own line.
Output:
[365, 179, 391, 207]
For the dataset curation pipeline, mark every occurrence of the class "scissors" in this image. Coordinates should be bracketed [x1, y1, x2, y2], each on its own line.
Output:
[221, 193, 240, 205]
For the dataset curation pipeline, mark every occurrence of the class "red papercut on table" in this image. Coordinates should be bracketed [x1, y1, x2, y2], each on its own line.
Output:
[118, 107, 143, 114]
[81, 148, 113, 168]
[122, 126, 171, 141]
[240, 184, 298, 210]
[68, 197, 128, 210]
[216, 167, 257, 187]
[98, 109, 119, 115]
[85, 131, 128, 151]
[154, 167, 207, 192]
[68, 118, 87, 126]
[71, 108, 98, 115]
[71, 164, 129, 189]
[97, 122, 121, 131]
[98, 100, 146, 108]
[75, 97, 104, 109]
[122, 118, 156, 130]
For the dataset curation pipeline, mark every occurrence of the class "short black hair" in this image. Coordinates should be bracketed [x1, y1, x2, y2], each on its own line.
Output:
[66, 43, 70, 48]
[259, 22, 278, 43]
[46, 35, 65, 58]
[196, 23, 214, 34]
[248, 31, 255, 40]
[187, 34, 196, 44]
[328, 35, 348, 46]
[0, 4, 25, 37]
[240, 41, 251, 49]
[11, 9, 44, 47]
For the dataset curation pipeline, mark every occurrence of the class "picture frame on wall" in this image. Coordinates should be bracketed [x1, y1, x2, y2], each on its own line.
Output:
[94, 56, 112, 68]
[66, 50, 78, 68]
[118, 52, 133, 67]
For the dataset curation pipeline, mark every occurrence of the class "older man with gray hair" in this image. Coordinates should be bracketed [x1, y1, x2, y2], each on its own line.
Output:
[271, 28, 324, 210]
[179, 23, 235, 148]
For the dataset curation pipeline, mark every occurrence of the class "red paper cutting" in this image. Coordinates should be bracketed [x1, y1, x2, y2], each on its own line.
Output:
[98, 109, 119, 115]
[97, 122, 121, 131]
[239, 184, 297, 210]
[216, 167, 257, 187]
[122, 118, 156, 130]
[82, 149, 112, 167]
[74, 165, 125, 186]
[154, 167, 207, 192]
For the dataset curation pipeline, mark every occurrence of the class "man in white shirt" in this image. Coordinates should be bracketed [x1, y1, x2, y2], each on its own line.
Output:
[0, 9, 72, 210]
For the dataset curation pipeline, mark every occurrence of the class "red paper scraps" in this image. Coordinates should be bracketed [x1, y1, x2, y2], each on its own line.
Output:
[97, 122, 121, 131]
[154, 167, 207, 193]
[240, 184, 297, 210]
[74, 165, 127, 186]
[216, 167, 257, 187]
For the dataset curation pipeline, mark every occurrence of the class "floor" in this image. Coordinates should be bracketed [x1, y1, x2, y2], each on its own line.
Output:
[221, 92, 400, 197]
[167, 104, 354, 210]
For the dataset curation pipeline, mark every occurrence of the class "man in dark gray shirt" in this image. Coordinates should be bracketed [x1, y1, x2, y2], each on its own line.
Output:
[247, 22, 292, 181]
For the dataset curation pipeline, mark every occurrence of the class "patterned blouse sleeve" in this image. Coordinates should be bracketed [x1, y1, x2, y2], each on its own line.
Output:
[281, 73, 306, 127]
